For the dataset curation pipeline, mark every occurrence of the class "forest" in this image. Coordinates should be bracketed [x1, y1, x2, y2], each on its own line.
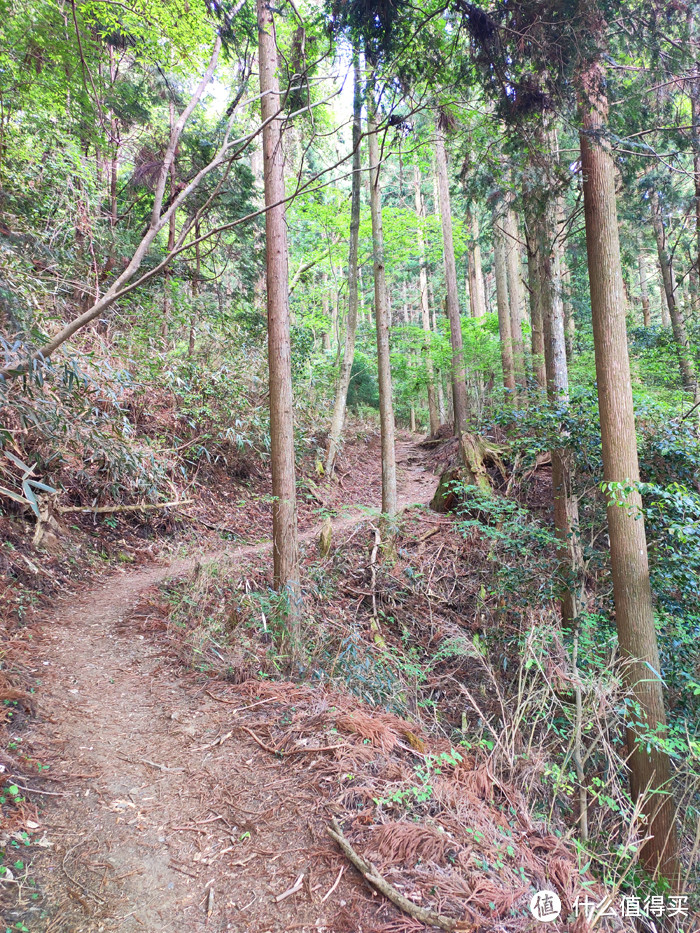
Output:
[0, 0, 699, 930]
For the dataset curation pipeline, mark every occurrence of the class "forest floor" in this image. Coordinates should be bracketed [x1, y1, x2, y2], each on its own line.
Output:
[3, 435, 446, 933]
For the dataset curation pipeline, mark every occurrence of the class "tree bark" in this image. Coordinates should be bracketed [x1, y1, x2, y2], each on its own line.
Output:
[650, 190, 696, 391]
[188, 218, 201, 356]
[414, 163, 440, 435]
[325, 54, 362, 476]
[557, 199, 575, 359]
[466, 205, 486, 318]
[579, 54, 680, 886]
[529, 125, 582, 630]
[505, 204, 526, 389]
[523, 186, 547, 390]
[321, 277, 331, 350]
[162, 97, 178, 339]
[492, 201, 516, 393]
[435, 123, 469, 433]
[689, 6, 700, 285]
[639, 247, 651, 327]
[367, 75, 397, 518]
[258, 0, 301, 639]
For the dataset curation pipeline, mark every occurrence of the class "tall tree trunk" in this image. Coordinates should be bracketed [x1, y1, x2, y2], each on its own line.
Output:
[466, 205, 486, 318]
[257, 0, 301, 642]
[321, 273, 331, 350]
[557, 199, 575, 359]
[579, 52, 679, 885]
[650, 191, 696, 391]
[435, 122, 469, 433]
[325, 54, 362, 476]
[493, 201, 516, 393]
[367, 75, 397, 518]
[414, 163, 440, 435]
[639, 248, 651, 327]
[689, 6, 700, 285]
[505, 204, 526, 390]
[188, 218, 201, 357]
[427, 283, 448, 424]
[523, 184, 547, 390]
[358, 267, 367, 325]
[162, 97, 178, 339]
[533, 131, 582, 629]
[102, 46, 120, 278]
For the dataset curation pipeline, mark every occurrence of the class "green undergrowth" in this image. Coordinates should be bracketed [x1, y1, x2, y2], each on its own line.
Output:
[141, 493, 699, 902]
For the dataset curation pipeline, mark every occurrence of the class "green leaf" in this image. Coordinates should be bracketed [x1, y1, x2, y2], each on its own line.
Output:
[3, 450, 33, 473]
[0, 485, 30, 506]
[21, 482, 40, 517]
[26, 479, 56, 494]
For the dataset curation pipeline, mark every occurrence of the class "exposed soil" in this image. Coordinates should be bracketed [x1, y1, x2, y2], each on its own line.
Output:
[4, 434, 440, 932]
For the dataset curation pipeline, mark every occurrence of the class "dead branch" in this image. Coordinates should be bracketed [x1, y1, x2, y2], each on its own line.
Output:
[58, 499, 193, 515]
[326, 818, 464, 931]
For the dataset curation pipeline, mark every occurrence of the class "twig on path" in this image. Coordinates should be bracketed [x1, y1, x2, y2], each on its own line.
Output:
[204, 692, 277, 713]
[275, 873, 304, 902]
[240, 725, 280, 755]
[169, 861, 198, 878]
[321, 865, 344, 902]
[195, 730, 233, 751]
[11, 783, 72, 797]
[240, 725, 347, 757]
[117, 754, 185, 773]
[286, 742, 349, 754]
[326, 818, 463, 931]
[140, 758, 185, 773]
[229, 852, 258, 867]
[62, 838, 106, 905]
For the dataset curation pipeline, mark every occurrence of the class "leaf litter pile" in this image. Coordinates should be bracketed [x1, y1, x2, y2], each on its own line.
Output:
[120, 505, 635, 932]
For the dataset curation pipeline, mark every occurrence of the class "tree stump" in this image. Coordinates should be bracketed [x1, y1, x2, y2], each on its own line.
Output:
[430, 433, 506, 513]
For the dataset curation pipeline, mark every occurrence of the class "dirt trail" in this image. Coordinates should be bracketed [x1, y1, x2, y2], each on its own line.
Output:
[13, 437, 437, 932]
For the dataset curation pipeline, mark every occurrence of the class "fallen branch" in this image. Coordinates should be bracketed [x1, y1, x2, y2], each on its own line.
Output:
[59, 499, 193, 515]
[417, 526, 441, 543]
[326, 818, 462, 931]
